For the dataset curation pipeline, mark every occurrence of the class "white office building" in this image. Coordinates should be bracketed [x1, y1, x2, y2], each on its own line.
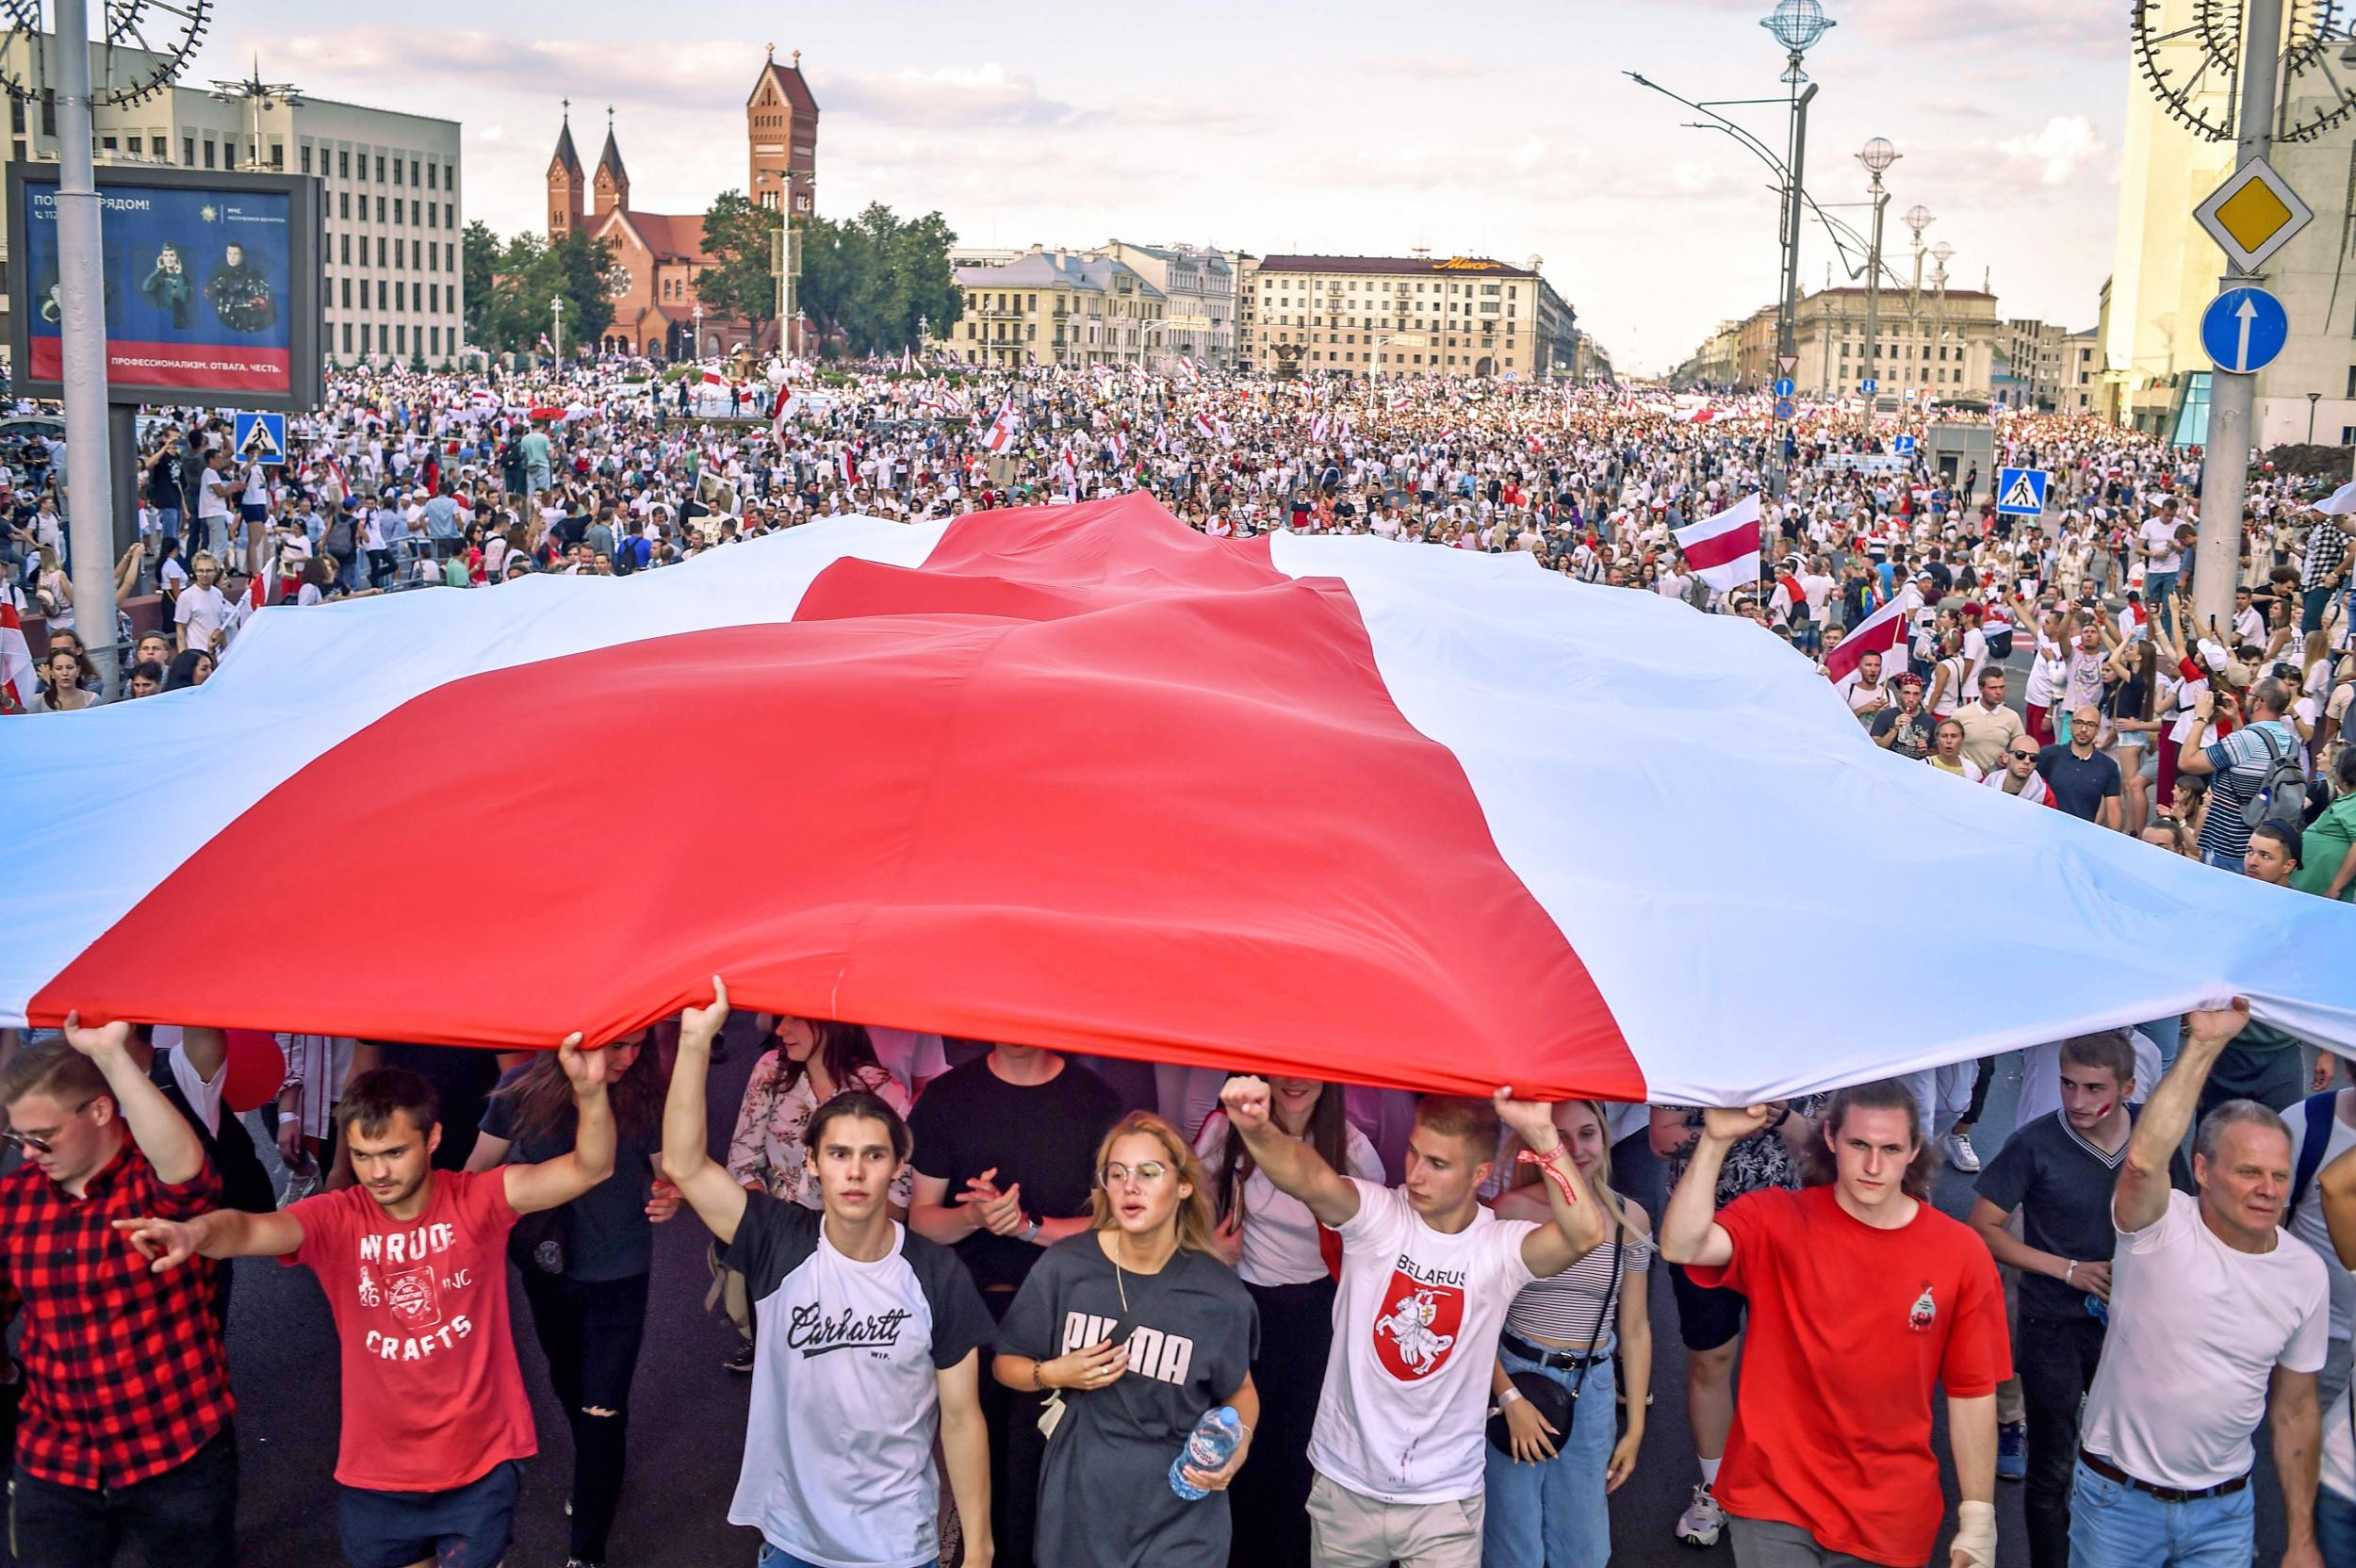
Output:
[0, 36, 463, 369]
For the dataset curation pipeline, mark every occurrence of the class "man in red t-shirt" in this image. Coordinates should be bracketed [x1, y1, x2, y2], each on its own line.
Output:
[120, 1034, 616, 1568]
[1661, 1078, 2010, 1568]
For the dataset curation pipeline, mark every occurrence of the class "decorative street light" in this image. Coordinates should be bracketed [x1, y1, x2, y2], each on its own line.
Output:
[1857, 138, 1897, 408]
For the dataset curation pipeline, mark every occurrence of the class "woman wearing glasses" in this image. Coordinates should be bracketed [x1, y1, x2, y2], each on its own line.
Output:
[993, 1111, 1260, 1568]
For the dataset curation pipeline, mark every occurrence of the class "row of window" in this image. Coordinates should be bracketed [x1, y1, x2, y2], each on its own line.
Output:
[966, 290, 1162, 318]
[332, 235, 457, 272]
[1268, 330, 1506, 349]
[1284, 350, 1504, 367]
[1838, 341, 1963, 360]
[1264, 305, 1516, 326]
[331, 190, 456, 230]
[301, 145, 448, 189]
[335, 321, 451, 357]
[1262, 279, 1520, 298]
[331, 278, 455, 314]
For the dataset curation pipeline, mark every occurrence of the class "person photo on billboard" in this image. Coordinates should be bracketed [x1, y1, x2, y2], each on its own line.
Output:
[140, 243, 195, 329]
[205, 241, 275, 333]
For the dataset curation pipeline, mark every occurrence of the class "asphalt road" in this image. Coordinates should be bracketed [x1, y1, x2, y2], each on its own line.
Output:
[8, 1020, 2294, 1568]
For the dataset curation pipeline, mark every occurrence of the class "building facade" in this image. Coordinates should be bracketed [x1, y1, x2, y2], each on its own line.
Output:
[1229, 251, 1258, 368]
[2004, 318, 2070, 409]
[0, 36, 463, 369]
[932, 244, 1167, 368]
[1680, 285, 2004, 400]
[1098, 240, 1234, 367]
[2103, 0, 2356, 443]
[1248, 253, 1577, 377]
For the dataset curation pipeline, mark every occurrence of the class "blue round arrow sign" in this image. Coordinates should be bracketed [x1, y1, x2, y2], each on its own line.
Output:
[2200, 286, 2288, 375]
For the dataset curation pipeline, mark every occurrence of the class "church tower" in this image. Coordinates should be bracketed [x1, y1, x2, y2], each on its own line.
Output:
[548, 100, 584, 239]
[746, 45, 820, 218]
[593, 108, 630, 221]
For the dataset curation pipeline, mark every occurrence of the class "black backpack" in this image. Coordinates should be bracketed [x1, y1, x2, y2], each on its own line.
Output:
[2237, 724, 2309, 830]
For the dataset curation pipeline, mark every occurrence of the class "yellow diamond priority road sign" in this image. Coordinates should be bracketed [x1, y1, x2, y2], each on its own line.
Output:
[2194, 157, 2313, 273]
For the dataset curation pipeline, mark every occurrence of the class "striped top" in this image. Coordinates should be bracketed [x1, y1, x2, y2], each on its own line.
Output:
[1505, 1222, 1653, 1346]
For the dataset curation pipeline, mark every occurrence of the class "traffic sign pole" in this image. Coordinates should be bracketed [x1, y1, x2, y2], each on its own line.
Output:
[2195, 0, 2282, 645]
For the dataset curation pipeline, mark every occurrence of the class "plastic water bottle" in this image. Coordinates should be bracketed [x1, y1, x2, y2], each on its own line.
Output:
[2084, 1293, 2108, 1325]
[1170, 1405, 1243, 1501]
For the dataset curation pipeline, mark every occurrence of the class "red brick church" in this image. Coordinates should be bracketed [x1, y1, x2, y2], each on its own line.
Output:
[547, 46, 818, 359]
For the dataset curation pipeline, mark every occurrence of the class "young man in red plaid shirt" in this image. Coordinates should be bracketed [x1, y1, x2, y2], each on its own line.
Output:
[1, 1015, 237, 1568]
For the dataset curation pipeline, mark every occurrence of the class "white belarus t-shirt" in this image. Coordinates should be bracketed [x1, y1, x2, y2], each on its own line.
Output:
[2139, 516, 2184, 574]
[1308, 1179, 1538, 1505]
[2080, 1190, 2327, 1489]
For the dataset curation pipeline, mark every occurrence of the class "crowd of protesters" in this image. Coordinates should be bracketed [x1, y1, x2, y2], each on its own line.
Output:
[6, 359, 2356, 1568]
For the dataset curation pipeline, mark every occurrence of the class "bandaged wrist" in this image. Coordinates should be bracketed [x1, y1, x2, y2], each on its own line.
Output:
[1954, 1500, 1996, 1568]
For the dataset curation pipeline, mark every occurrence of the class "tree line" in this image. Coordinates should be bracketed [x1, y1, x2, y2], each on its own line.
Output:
[460, 194, 964, 360]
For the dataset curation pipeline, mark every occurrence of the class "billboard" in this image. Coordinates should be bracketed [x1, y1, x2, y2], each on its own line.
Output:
[6, 164, 321, 412]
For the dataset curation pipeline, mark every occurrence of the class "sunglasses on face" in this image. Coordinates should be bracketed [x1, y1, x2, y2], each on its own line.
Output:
[2, 1097, 97, 1156]
[2009, 749, 2039, 760]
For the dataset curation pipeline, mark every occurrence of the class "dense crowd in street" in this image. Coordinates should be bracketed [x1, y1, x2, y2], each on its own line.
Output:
[5, 358, 2356, 1568]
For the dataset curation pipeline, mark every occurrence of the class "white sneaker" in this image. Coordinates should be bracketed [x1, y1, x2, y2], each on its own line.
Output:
[1944, 1131, 1981, 1172]
[1677, 1482, 1726, 1548]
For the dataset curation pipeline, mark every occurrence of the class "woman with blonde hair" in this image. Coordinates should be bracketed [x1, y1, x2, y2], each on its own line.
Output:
[994, 1110, 1261, 1568]
[1483, 1100, 1655, 1568]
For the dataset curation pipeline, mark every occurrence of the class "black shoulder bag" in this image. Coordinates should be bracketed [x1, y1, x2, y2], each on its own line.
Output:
[1487, 1229, 1623, 1457]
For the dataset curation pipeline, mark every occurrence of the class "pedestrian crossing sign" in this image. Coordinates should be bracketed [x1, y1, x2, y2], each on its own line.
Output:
[1995, 466, 2049, 518]
[233, 411, 286, 466]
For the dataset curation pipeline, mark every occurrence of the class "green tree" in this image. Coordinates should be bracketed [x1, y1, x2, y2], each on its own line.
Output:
[695, 190, 783, 335]
[795, 204, 962, 356]
[461, 220, 502, 348]
[546, 227, 619, 348]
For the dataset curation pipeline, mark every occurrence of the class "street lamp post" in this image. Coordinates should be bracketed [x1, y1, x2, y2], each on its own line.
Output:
[1761, 0, 1832, 498]
[2310, 390, 2324, 443]
[1858, 138, 1897, 415]
[550, 296, 564, 363]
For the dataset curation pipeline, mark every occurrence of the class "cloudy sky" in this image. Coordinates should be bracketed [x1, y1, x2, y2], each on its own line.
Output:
[189, 0, 2125, 374]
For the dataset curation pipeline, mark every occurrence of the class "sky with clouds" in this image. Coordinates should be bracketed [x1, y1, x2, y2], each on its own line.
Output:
[188, 0, 2127, 375]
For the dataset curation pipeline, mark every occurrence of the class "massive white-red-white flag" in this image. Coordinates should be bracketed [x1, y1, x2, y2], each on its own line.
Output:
[6, 497, 2352, 1103]
[1671, 494, 1762, 592]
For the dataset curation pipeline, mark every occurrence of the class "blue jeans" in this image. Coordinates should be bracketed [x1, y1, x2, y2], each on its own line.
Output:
[1481, 1345, 1616, 1568]
[2202, 849, 2245, 873]
[2069, 1457, 2252, 1568]
[2141, 1014, 2184, 1073]
[2147, 571, 2180, 631]
[2319, 1485, 2356, 1568]
[759, 1545, 936, 1568]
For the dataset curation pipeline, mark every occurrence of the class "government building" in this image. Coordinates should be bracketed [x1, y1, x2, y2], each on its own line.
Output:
[0, 34, 463, 368]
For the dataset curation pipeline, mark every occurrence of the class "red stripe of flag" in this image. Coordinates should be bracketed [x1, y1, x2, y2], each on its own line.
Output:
[1678, 522, 1759, 575]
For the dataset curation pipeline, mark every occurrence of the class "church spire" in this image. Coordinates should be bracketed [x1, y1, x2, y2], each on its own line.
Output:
[592, 106, 630, 218]
[549, 96, 582, 178]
